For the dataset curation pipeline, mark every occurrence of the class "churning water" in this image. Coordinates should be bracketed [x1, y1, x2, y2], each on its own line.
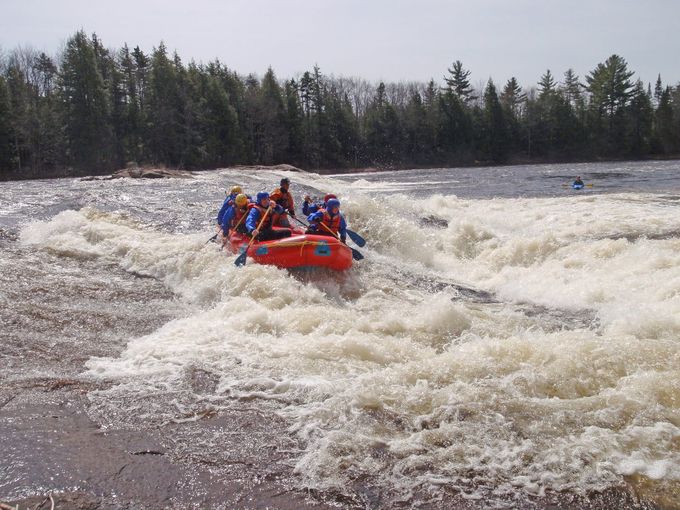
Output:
[2, 161, 680, 507]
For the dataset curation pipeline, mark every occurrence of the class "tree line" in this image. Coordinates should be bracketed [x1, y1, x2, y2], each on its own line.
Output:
[1, 30, 679, 179]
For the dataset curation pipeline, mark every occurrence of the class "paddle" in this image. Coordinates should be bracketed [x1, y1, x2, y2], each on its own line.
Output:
[234, 206, 271, 267]
[291, 216, 363, 261]
[206, 233, 218, 244]
[345, 228, 366, 247]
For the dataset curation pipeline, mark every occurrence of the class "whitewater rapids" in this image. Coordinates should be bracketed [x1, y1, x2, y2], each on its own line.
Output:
[6, 161, 680, 507]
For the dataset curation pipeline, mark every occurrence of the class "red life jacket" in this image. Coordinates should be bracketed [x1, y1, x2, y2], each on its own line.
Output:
[231, 206, 248, 233]
[251, 203, 274, 231]
[316, 209, 341, 235]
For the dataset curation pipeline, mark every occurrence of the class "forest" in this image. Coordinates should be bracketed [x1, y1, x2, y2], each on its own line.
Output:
[1, 30, 679, 179]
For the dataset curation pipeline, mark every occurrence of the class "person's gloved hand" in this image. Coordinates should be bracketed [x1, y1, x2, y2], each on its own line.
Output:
[289, 209, 296, 217]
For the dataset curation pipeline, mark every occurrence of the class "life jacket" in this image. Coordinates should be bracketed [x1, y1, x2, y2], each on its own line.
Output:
[315, 209, 341, 235]
[270, 187, 294, 212]
[251, 204, 274, 232]
[231, 206, 249, 233]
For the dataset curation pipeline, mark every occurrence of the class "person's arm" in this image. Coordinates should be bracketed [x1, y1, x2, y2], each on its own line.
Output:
[245, 208, 260, 234]
[307, 211, 322, 223]
[216, 198, 229, 224]
[339, 216, 347, 243]
[221, 207, 235, 236]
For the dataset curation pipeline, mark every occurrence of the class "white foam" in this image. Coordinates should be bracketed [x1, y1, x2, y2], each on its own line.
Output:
[22, 189, 680, 501]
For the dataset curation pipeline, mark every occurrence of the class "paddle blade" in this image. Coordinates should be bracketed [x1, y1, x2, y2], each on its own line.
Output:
[234, 250, 248, 267]
[346, 229, 366, 247]
[351, 248, 364, 261]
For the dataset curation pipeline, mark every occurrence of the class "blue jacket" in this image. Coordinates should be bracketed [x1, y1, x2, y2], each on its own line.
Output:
[245, 204, 283, 233]
[307, 211, 347, 242]
[216, 193, 238, 224]
[221, 205, 240, 235]
[302, 200, 322, 216]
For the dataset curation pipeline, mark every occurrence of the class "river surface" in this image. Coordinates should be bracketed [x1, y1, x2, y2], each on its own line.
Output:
[1, 160, 680, 508]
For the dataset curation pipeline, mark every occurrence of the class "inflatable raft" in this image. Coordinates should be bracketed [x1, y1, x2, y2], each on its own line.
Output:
[227, 227, 353, 271]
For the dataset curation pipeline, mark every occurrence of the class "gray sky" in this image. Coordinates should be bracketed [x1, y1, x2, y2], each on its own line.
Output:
[2, 0, 679, 88]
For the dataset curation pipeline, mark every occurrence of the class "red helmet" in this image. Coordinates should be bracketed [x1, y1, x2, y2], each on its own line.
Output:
[323, 193, 337, 203]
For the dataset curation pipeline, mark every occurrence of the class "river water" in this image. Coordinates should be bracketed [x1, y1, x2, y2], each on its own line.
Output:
[1, 160, 680, 508]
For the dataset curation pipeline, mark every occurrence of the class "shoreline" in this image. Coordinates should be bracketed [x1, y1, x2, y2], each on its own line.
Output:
[1, 155, 679, 182]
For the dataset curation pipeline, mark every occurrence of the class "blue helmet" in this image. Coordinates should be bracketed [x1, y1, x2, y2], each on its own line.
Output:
[256, 191, 270, 204]
[326, 198, 340, 212]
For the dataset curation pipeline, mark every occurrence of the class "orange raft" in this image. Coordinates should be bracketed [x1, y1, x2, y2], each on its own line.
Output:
[227, 227, 353, 271]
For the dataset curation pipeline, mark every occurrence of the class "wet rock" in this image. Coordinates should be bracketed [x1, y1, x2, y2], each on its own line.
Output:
[419, 215, 449, 228]
[111, 167, 194, 179]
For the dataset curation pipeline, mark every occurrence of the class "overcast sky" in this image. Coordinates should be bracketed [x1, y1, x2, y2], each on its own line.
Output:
[2, 0, 679, 89]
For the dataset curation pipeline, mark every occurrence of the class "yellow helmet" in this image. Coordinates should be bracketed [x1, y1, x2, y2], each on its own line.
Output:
[235, 193, 248, 207]
[229, 185, 242, 195]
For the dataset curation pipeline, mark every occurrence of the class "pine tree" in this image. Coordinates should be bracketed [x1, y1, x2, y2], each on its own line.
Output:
[500, 77, 525, 117]
[654, 86, 675, 153]
[145, 42, 182, 165]
[0, 76, 14, 175]
[482, 80, 508, 162]
[586, 54, 635, 153]
[59, 30, 114, 171]
[562, 69, 582, 106]
[626, 79, 653, 156]
[538, 70, 556, 98]
[653, 74, 663, 108]
[258, 67, 288, 164]
[444, 60, 475, 103]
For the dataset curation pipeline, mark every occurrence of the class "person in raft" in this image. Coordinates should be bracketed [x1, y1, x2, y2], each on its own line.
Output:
[246, 192, 292, 241]
[269, 177, 295, 227]
[221, 193, 251, 238]
[217, 185, 243, 226]
[573, 176, 584, 186]
[302, 193, 337, 216]
[306, 198, 347, 243]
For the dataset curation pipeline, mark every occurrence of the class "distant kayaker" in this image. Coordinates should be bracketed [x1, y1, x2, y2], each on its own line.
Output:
[573, 176, 584, 186]
[246, 192, 292, 241]
[303, 193, 337, 216]
[270, 178, 295, 227]
[306, 198, 347, 243]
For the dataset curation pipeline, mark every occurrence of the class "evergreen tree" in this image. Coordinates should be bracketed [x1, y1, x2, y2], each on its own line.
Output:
[562, 69, 582, 106]
[654, 86, 676, 154]
[586, 54, 635, 154]
[482, 80, 508, 162]
[258, 67, 288, 164]
[500, 77, 525, 117]
[0, 76, 14, 175]
[145, 42, 183, 165]
[626, 79, 653, 156]
[444, 60, 476, 103]
[653, 74, 663, 107]
[364, 82, 403, 164]
[284, 79, 304, 164]
[59, 31, 113, 171]
[538, 70, 556, 98]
